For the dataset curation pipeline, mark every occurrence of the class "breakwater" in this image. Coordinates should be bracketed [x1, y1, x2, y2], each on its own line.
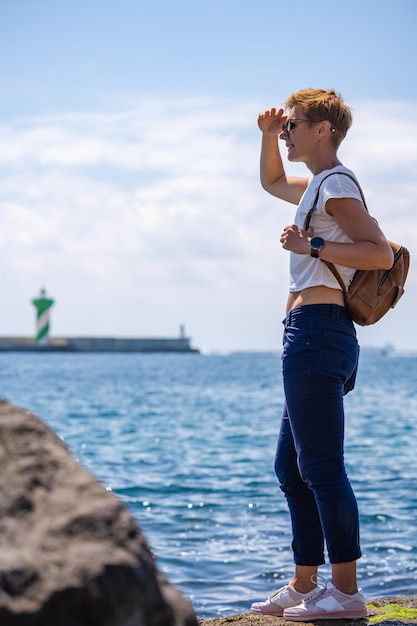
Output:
[0, 335, 199, 352]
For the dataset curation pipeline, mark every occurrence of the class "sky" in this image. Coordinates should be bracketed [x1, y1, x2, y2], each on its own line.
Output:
[0, 0, 416, 353]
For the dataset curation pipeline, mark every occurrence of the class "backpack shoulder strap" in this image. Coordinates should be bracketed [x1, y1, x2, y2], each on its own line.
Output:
[303, 171, 368, 294]
[322, 259, 348, 294]
[303, 171, 368, 230]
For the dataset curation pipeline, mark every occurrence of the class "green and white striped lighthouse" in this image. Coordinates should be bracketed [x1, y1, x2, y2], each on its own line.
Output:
[31, 288, 55, 345]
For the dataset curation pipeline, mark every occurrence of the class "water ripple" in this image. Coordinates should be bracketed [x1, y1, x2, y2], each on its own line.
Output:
[0, 350, 416, 617]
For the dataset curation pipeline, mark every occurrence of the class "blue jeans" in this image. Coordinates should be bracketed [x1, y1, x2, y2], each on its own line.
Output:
[274, 304, 361, 566]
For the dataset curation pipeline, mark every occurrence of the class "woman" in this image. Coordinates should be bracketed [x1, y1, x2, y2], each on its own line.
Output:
[250, 89, 393, 621]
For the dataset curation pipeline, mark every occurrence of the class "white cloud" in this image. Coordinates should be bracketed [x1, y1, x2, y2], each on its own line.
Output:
[0, 97, 416, 351]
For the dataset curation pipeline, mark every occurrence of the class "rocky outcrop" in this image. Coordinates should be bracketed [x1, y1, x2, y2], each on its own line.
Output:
[198, 595, 417, 625]
[0, 399, 197, 626]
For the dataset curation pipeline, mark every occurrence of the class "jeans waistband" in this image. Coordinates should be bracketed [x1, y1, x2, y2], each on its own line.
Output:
[284, 304, 351, 327]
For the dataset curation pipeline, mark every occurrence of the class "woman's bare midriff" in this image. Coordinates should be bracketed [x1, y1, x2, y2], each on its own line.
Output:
[286, 285, 345, 314]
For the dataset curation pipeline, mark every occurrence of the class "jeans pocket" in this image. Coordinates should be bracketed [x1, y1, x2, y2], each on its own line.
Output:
[319, 327, 359, 391]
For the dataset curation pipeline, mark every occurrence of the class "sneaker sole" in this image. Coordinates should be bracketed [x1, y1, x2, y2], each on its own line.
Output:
[284, 609, 367, 621]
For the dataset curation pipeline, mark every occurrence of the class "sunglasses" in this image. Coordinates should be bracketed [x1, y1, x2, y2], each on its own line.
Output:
[281, 119, 311, 133]
[281, 119, 336, 134]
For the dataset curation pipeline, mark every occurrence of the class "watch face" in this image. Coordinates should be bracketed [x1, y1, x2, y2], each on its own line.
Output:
[310, 237, 325, 249]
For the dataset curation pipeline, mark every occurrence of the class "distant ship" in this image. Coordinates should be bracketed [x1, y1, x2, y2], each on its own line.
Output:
[0, 289, 199, 354]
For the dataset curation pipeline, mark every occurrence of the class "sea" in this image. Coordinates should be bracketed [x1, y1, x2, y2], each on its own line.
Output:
[1, 348, 416, 618]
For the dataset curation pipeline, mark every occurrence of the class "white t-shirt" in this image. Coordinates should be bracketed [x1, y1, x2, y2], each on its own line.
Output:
[289, 166, 363, 293]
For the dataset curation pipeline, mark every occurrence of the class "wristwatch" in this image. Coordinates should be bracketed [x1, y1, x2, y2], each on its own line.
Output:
[310, 236, 325, 258]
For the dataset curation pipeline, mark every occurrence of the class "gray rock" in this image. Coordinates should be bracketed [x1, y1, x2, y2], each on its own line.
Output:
[0, 399, 198, 626]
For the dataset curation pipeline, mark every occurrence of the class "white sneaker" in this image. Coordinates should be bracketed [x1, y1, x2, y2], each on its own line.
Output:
[283, 580, 367, 621]
[250, 583, 321, 617]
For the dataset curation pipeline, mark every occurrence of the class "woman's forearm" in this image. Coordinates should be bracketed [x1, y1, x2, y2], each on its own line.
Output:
[260, 133, 285, 190]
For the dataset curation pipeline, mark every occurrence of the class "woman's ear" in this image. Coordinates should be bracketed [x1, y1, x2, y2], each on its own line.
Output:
[318, 120, 332, 137]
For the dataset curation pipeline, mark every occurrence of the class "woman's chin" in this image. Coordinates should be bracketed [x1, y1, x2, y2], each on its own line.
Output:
[287, 147, 296, 161]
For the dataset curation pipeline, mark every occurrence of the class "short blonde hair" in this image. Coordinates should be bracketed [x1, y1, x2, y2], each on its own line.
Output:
[285, 88, 352, 147]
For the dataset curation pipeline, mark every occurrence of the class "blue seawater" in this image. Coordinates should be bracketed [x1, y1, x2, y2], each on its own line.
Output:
[0, 349, 416, 617]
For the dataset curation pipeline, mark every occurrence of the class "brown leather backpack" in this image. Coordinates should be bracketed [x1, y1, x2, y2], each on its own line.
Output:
[304, 172, 410, 326]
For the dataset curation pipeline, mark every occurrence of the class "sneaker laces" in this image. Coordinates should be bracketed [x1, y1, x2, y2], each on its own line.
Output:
[302, 575, 327, 603]
[269, 576, 326, 603]
[269, 584, 289, 601]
